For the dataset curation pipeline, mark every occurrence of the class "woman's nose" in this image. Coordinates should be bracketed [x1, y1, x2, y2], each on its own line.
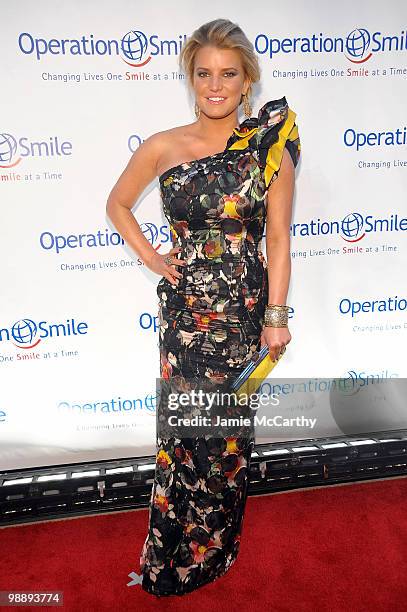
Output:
[208, 77, 222, 91]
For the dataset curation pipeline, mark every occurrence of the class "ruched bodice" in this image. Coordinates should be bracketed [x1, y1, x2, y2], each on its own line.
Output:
[156, 95, 300, 316]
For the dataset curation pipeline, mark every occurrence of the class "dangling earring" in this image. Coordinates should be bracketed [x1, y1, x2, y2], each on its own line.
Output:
[194, 102, 201, 119]
[242, 92, 252, 118]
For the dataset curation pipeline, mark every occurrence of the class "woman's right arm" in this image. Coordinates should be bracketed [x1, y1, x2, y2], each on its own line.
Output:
[106, 133, 184, 285]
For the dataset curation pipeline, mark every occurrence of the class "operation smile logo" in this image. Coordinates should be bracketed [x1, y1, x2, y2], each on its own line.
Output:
[0, 132, 72, 168]
[292, 211, 407, 242]
[18, 30, 187, 66]
[1, 318, 89, 349]
[329, 370, 402, 437]
[39, 222, 169, 254]
[17, 27, 406, 65]
[255, 27, 407, 63]
[339, 369, 399, 396]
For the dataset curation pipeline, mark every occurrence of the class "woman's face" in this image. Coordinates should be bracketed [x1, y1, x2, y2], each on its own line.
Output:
[192, 45, 249, 119]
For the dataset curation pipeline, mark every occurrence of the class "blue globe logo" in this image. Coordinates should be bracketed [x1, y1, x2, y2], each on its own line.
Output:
[140, 222, 159, 245]
[338, 371, 360, 396]
[341, 212, 364, 241]
[12, 319, 38, 346]
[0, 133, 18, 166]
[345, 28, 371, 60]
[121, 30, 148, 63]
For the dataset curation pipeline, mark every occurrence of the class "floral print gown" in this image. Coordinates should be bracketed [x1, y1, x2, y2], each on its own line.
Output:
[139, 96, 301, 596]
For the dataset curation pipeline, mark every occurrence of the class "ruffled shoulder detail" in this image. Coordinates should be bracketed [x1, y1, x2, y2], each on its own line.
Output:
[256, 96, 301, 187]
[225, 96, 300, 187]
[226, 118, 258, 152]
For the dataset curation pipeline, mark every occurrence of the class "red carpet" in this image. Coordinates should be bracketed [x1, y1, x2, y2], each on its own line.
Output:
[1, 476, 406, 611]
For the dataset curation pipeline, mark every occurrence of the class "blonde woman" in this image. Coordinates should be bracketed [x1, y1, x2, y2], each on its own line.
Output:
[106, 18, 300, 597]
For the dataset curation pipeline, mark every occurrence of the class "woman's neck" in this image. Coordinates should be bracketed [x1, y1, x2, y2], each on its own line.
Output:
[194, 112, 239, 141]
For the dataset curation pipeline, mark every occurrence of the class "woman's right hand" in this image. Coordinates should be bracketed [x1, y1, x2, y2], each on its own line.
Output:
[147, 246, 186, 286]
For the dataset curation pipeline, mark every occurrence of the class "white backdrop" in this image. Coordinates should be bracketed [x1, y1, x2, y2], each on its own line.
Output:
[1, 0, 406, 470]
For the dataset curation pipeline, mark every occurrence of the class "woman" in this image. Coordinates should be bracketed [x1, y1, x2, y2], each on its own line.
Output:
[106, 18, 300, 597]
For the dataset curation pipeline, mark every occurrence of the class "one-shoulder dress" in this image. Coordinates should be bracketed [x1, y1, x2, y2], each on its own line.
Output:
[140, 96, 301, 596]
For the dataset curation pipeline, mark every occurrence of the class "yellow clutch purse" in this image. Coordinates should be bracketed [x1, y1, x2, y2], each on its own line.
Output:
[231, 345, 285, 399]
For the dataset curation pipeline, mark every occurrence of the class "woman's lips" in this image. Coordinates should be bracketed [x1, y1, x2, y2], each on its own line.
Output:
[206, 97, 227, 105]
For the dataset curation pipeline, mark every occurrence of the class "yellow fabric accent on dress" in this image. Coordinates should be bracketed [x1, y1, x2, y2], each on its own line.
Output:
[264, 108, 297, 187]
[227, 127, 258, 151]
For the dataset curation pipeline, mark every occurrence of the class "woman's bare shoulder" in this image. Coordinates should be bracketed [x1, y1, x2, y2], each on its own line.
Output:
[146, 123, 194, 148]
[145, 123, 195, 176]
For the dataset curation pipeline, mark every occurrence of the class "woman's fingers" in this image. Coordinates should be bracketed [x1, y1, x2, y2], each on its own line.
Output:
[265, 342, 283, 362]
[163, 247, 186, 285]
[260, 333, 287, 362]
[164, 252, 182, 285]
[165, 263, 183, 279]
[270, 343, 287, 361]
[166, 247, 186, 267]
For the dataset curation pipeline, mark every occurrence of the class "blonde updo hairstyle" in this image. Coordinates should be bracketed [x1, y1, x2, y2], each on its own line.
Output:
[179, 19, 261, 113]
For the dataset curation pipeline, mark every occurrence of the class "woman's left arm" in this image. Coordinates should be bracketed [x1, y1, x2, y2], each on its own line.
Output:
[261, 146, 295, 360]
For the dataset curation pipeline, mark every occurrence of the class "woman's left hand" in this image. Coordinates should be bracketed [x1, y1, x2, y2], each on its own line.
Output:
[260, 326, 291, 361]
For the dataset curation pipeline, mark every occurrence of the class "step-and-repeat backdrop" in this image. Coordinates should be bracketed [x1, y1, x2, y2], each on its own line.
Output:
[1, 0, 406, 470]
